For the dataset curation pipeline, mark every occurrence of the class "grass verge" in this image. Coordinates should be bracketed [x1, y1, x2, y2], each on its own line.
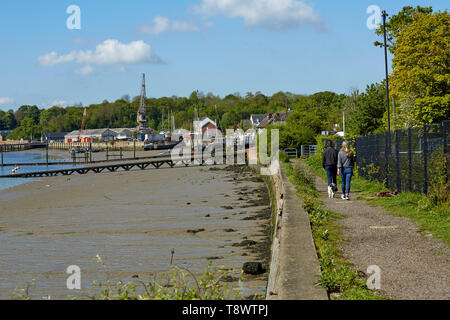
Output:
[282, 158, 386, 300]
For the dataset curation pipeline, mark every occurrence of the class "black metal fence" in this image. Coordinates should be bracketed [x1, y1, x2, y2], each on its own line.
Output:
[331, 120, 449, 194]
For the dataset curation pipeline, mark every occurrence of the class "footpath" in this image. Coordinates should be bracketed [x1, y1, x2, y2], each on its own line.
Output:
[311, 168, 449, 300]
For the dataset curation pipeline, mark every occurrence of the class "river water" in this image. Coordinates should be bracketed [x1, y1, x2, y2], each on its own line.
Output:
[0, 149, 80, 191]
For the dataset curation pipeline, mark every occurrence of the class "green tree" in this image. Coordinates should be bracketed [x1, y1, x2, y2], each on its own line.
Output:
[8, 117, 42, 140]
[391, 11, 450, 125]
[15, 105, 40, 125]
[347, 82, 387, 136]
[220, 110, 240, 130]
[1, 110, 18, 130]
[374, 5, 433, 54]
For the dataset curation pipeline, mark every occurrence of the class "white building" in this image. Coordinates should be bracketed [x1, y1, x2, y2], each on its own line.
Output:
[111, 128, 136, 141]
[65, 129, 118, 143]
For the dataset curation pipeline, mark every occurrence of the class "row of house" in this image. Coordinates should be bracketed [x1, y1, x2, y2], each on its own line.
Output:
[250, 111, 293, 130]
[63, 128, 136, 143]
[39, 111, 293, 144]
[39, 129, 136, 143]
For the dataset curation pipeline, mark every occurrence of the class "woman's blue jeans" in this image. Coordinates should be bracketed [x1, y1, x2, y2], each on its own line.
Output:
[340, 167, 353, 195]
[325, 165, 337, 186]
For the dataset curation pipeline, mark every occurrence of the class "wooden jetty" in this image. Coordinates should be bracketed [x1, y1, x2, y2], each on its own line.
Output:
[0, 143, 47, 152]
[0, 153, 172, 167]
[0, 155, 244, 178]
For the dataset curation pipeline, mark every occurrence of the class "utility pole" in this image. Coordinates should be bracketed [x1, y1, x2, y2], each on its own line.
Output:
[343, 106, 348, 138]
[382, 10, 391, 139]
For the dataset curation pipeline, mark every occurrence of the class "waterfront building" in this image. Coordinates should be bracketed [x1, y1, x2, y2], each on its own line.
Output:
[194, 117, 218, 142]
[42, 132, 68, 143]
[112, 128, 136, 141]
[65, 129, 118, 143]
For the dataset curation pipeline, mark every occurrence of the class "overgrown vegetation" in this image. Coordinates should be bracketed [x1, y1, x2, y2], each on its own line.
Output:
[283, 161, 386, 300]
[86, 259, 241, 300]
[12, 255, 243, 300]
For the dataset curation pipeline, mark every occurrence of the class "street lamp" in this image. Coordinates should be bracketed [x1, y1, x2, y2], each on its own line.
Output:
[382, 10, 391, 139]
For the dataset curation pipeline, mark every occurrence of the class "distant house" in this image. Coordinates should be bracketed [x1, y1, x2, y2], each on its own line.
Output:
[250, 114, 266, 129]
[111, 128, 136, 141]
[0, 130, 12, 142]
[42, 132, 68, 143]
[321, 131, 338, 136]
[194, 117, 218, 141]
[65, 129, 118, 143]
[256, 111, 293, 130]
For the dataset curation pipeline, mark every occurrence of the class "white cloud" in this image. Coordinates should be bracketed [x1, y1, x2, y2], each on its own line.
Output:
[38, 52, 76, 67]
[0, 97, 14, 105]
[51, 100, 68, 107]
[74, 65, 94, 75]
[138, 16, 200, 35]
[49, 100, 75, 107]
[38, 39, 165, 74]
[194, 0, 326, 32]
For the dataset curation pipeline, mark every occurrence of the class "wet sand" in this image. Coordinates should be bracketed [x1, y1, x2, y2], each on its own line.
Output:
[0, 163, 271, 299]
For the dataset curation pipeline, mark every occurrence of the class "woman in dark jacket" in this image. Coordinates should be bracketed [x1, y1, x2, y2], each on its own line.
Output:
[337, 141, 355, 200]
[322, 141, 338, 187]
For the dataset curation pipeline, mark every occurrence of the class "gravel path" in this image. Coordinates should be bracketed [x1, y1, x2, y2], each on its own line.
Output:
[311, 167, 449, 300]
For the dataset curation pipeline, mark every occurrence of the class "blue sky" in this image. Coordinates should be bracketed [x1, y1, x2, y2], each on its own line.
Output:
[0, 0, 447, 110]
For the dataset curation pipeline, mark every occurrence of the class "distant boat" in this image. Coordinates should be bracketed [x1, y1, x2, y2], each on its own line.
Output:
[70, 147, 86, 154]
[143, 141, 180, 151]
[86, 147, 103, 153]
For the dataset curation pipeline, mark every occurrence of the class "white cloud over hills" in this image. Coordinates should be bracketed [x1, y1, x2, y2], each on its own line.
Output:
[194, 0, 326, 32]
[50, 100, 74, 107]
[38, 39, 165, 75]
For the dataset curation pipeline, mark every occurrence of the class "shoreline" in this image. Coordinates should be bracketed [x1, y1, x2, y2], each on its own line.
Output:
[0, 164, 272, 299]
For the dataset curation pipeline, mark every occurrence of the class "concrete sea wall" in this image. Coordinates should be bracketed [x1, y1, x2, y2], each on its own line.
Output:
[265, 164, 328, 300]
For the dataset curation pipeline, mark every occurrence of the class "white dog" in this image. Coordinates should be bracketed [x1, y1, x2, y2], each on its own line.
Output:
[328, 183, 337, 198]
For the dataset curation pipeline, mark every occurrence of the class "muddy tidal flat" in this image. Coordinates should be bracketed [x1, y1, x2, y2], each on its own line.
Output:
[0, 164, 272, 299]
